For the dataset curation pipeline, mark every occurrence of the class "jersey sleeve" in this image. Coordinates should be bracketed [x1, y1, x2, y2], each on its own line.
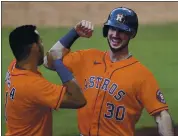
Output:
[30, 76, 66, 110]
[63, 49, 97, 75]
[137, 72, 168, 115]
[63, 50, 85, 74]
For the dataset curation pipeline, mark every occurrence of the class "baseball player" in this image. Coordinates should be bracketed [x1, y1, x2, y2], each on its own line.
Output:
[4, 25, 86, 136]
[45, 7, 174, 136]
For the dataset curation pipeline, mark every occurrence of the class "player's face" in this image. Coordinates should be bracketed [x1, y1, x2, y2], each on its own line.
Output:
[107, 26, 130, 52]
[37, 39, 44, 66]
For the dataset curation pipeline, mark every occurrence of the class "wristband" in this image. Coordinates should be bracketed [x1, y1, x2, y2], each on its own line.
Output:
[59, 28, 79, 49]
[53, 59, 73, 83]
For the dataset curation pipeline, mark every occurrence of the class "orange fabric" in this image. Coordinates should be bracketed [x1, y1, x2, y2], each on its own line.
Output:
[63, 49, 168, 136]
[4, 60, 66, 136]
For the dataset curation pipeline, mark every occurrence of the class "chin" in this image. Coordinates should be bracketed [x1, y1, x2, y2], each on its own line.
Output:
[110, 42, 125, 50]
[107, 39, 127, 52]
[111, 44, 122, 49]
[109, 43, 127, 53]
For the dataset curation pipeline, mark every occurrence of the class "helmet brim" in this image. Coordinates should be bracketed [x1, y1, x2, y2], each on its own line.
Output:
[104, 20, 132, 33]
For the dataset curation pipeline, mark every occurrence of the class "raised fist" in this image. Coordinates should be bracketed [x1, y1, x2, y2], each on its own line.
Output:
[74, 20, 94, 38]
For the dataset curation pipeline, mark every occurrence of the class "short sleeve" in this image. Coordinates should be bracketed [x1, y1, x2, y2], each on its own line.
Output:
[63, 50, 85, 73]
[63, 49, 97, 76]
[31, 77, 66, 110]
[138, 72, 168, 115]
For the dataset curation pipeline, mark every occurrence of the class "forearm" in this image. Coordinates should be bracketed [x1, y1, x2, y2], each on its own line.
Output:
[155, 110, 174, 136]
[49, 28, 79, 51]
[53, 59, 86, 108]
[63, 79, 86, 108]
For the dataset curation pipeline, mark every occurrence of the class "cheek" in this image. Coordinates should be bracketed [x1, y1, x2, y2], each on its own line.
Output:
[108, 32, 113, 40]
[120, 34, 129, 40]
[107, 31, 111, 38]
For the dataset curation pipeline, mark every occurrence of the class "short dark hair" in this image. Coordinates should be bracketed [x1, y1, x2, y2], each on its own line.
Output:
[9, 25, 40, 61]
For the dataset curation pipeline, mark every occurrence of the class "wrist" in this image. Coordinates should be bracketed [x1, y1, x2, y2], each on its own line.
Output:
[59, 28, 80, 49]
[53, 59, 73, 83]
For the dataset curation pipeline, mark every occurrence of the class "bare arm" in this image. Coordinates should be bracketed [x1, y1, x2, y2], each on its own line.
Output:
[49, 50, 86, 109]
[42, 20, 93, 108]
[43, 20, 93, 70]
[61, 79, 86, 109]
[154, 110, 174, 136]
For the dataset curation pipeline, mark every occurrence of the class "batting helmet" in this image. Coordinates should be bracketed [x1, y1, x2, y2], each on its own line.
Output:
[103, 7, 138, 38]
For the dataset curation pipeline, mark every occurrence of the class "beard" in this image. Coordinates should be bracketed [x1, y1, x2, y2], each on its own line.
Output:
[107, 38, 129, 53]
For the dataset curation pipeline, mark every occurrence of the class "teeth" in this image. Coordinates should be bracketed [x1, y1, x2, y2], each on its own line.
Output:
[112, 39, 120, 43]
[113, 39, 119, 42]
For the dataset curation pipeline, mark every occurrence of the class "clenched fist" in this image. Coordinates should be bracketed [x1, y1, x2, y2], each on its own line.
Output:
[44, 46, 70, 70]
[75, 20, 94, 38]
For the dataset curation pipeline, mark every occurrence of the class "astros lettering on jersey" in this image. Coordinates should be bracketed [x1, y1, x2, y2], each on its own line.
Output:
[63, 49, 168, 136]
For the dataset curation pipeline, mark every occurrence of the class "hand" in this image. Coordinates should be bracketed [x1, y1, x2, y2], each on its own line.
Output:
[44, 50, 58, 69]
[45, 48, 69, 69]
[74, 20, 94, 38]
[48, 49, 62, 61]
[44, 49, 62, 70]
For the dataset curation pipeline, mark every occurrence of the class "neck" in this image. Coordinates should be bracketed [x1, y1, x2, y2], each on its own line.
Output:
[16, 58, 38, 73]
[109, 46, 131, 62]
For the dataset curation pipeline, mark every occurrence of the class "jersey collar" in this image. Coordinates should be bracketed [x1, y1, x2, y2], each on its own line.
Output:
[10, 61, 42, 77]
[103, 51, 139, 69]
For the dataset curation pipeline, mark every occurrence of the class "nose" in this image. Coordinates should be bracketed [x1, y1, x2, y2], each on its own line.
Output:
[112, 29, 120, 37]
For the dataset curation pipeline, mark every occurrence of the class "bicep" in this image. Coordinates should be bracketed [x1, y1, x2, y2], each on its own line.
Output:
[138, 73, 168, 115]
[60, 91, 81, 109]
[60, 79, 86, 109]
[63, 50, 85, 73]
[43, 51, 83, 72]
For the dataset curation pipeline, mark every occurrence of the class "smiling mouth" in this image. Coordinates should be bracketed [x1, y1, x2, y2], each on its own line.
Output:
[111, 38, 122, 46]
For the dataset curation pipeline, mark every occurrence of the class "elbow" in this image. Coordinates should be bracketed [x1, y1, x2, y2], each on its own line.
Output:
[77, 97, 87, 109]
[81, 97, 87, 108]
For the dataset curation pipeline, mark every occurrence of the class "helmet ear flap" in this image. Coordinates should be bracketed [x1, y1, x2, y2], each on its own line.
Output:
[130, 29, 137, 39]
[103, 25, 109, 37]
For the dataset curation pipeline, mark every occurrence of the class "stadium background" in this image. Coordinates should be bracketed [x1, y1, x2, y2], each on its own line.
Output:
[2, 2, 178, 136]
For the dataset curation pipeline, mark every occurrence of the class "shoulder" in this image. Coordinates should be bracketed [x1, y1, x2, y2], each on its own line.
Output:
[26, 75, 64, 99]
[80, 48, 104, 58]
[73, 48, 103, 55]
[7, 59, 16, 71]
[65, 48, 104, 60]
[21, 76, 53, 98]
[132, 57, 155, 78]
[27, 75, 51, 87]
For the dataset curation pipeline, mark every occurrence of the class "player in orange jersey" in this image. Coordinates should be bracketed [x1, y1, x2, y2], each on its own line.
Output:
[44, 7, 174, 136]
[4, 25, 86, 136]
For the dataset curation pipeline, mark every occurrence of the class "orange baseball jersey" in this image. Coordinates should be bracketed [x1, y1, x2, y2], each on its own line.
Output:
[4, 60, 66, 136]
[63, 49, 168, 136]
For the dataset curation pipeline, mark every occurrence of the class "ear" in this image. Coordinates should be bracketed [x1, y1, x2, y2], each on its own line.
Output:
[31, 43, 39, 52]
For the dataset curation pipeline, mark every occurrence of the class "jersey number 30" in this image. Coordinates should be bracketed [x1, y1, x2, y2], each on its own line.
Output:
[104, 102, 126, 121]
